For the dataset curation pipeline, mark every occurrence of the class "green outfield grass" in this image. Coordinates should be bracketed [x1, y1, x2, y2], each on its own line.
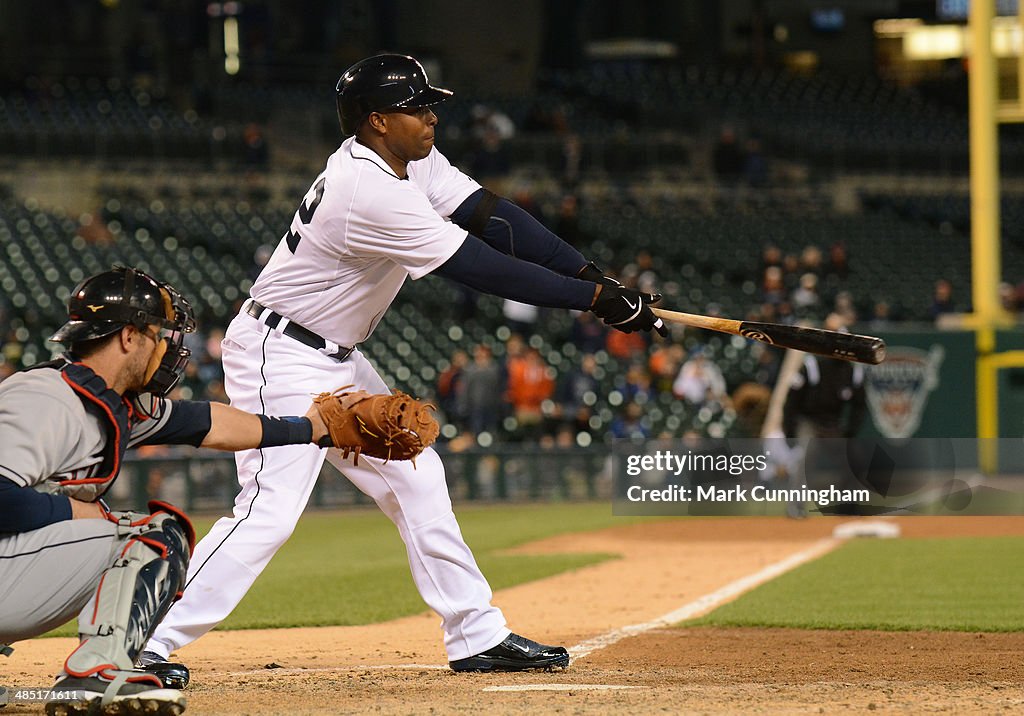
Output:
[687, 536, 1024, 632]
[48, 502, 641, 636]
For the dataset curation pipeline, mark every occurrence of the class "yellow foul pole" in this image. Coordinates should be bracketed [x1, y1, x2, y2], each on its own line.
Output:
[968, 0, 1001, 461]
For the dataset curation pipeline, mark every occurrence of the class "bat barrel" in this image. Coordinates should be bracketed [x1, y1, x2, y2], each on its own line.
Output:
[739, 321, 886, 365]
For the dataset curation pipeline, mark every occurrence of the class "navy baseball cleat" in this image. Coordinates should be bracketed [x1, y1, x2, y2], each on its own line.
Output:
[449, 633, 570, 672]
[44, 674, 184, 716]
[136, 651, 190, 690]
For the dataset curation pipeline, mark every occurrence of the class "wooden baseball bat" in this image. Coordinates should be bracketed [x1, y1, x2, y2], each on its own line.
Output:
[651, 307, 886, 365]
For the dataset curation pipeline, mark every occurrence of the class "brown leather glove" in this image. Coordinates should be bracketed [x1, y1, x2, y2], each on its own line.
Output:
[313, 386, 439, 465]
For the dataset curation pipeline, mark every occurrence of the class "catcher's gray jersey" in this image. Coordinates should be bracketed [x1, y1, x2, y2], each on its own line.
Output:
[0, 368, 175, 501]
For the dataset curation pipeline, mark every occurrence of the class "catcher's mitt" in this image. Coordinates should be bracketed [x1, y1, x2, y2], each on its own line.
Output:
[313, 386, 439, 465]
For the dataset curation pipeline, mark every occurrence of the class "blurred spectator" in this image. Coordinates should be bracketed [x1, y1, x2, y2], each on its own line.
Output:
[2, 329, 24, 367]
[828, 242, 850, 280]
[606, 327, 646, 361]
[511, 189, 548, 224]
[791, 273, 821, 313]
[622, 251, 659, 295]
[869, 300, 893, 330]
[469, 127, 512, 186]
[177, 360, 203, 401]
[554, 193, 584, 247]
[731, 382, 772, 438]
[243, 123, 269, 170]
[77, 211, 115, 246]
[1013, 283, 1024, 313]
[761, 244, 784, 272]
[462, 344, 502, 437]
[560, 132, 583, 188]
[0, 361, 14, 384]
[800, 245, 824, 276]
[1000, 282, 1018, 313]
[743, 137, 769, 187]
[523, 101, 556, 133]
[198, 327, 226, 384]
[621, 363, 655, 405]
[466, 105, 515, 188]
[453, 284, 479, 323]
[712, 126, 744, 183]
[469, 104, 515, 142]
[437, 349, 469, 427]
[782, 253, 801, 282]
[673, 348, 727, 406]
[610, 400, 650, 440]
[502, 299, 539, 337]
[833, 291, 857, 326]
[250, 244, 274, 283]
[776, 300, 796, 324]
[929, 279, 956, 320]
[506, 346, 555, 440]
[204, 379, 229, 404]
[554, 353, 599, 433]
[762, 265, 786, 305]
[753, 344, 782, 386]
[648, 344, 685, 394]
[571, 310, 607, 355]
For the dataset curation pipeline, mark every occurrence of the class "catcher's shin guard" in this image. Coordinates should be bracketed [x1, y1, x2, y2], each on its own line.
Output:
[63, 510, 191, 684]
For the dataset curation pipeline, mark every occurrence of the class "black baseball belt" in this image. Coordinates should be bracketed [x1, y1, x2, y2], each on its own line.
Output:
[245, 299, 354, 361]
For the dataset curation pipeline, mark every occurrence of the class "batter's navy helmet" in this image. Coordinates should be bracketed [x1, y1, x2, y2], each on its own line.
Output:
[335, 54, 453, 136]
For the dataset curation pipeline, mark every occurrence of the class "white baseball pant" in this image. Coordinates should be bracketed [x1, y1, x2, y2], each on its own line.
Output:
[145, 307, 509, 661]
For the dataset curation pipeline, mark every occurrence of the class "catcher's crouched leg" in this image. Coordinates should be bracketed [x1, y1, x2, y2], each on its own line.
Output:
[47, 504, 194, 716]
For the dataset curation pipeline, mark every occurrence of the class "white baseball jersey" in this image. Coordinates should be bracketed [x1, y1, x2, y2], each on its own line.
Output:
[148, 137, 514, 663]
[250, 138, 481, 347]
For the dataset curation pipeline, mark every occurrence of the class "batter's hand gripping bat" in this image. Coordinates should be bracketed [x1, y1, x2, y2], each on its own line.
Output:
[650, 307, 886, 365]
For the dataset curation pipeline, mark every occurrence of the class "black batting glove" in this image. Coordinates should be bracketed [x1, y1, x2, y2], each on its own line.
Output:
[590, 284, 669, 336]
[577, 261, 623, 288]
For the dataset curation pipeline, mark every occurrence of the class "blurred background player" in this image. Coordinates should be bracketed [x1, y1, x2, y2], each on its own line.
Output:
[781, 313, 868, 518]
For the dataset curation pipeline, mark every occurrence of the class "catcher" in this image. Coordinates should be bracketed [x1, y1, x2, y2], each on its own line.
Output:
[0, 266, 435, 716]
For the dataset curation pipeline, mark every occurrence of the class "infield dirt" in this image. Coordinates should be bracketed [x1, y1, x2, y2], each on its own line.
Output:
[5, 516, 1024, 714]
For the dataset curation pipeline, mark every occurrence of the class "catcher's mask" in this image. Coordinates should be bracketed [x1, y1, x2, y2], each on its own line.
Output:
[50, 265, 197, 397]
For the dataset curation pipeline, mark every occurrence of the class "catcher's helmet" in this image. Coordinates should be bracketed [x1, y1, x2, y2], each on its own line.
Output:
[335, 54, 453, 136]
[50, 266, 197, 396]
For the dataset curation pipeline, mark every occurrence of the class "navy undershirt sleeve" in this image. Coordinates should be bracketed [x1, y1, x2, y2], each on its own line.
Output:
[433, 234, 595, 310]
[137, 400, 213, 447]
[449, 189, 588, 277]
[0, 475, 72, 534]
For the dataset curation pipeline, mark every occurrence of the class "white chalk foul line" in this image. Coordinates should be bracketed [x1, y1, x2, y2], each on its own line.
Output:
[484, 684, 643, 692]
[228, 664, 448, 676]
[226, 536, 839, 678]
[568, 537, 840, 661]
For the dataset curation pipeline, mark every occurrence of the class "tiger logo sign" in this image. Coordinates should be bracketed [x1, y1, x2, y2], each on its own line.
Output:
[865, 345, 945, 439]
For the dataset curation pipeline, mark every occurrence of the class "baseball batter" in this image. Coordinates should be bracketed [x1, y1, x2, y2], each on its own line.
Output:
[141, 54, 666, 680]
[0, 267, 359, 715]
